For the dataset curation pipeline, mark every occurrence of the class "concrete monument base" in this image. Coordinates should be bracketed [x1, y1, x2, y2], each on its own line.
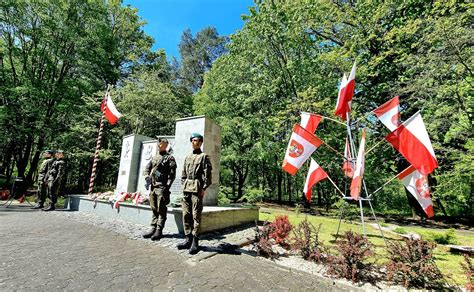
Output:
[65, 195, 259, 235]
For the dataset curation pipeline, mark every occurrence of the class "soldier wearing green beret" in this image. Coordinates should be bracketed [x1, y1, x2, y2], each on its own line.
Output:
[177, 133, 212, 254]
[142, 138, 176, 241]
[32, 150, 55, 209]
[44, 150, 66, 211]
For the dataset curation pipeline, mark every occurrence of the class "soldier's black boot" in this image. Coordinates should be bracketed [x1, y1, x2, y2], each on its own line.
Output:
[177, 234, 193, 250]
[43, 204, 55, 211]
[189, 236, 199, 255]
[142, 227, 156, 239]
[150, 228, 163, 241]
[31, 203, 44, 210]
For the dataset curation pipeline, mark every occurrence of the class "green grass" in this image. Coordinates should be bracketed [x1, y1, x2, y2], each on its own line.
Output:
[393, 227, 408, 234]
[259, 207, 471, 287]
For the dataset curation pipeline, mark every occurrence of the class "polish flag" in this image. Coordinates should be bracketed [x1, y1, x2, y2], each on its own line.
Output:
[398, 165, 435, 218]
[350, 129, 366, 200]
[386, 112, 437, 175]
[373, 96, 401, 131]
[300, 112, 322, 134]
[335, 61, 356, 120]
[101, 92, 123, 125]
[342, 137, 354, 178]
[282, 124, 323, 175]
[303, 158, 328, 202]
[113, 192, 128, 209]
[132, 192, 142, 205]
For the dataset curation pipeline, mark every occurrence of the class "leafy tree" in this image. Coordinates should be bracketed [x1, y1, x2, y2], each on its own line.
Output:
[178, 27, 227, 93]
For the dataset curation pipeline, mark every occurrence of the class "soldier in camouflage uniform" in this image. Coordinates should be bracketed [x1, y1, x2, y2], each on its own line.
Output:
[44, 150, 66, 211]
[177, 133, 212, 254]
[142, 138, 176, 241]
[32, 150, 55, 209]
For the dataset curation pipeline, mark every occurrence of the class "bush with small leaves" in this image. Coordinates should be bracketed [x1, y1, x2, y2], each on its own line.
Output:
[326, 231, 374, 282]
[291, 219, 326, 263]
[267, 215, 293, 249]
[385, 237, 445, 288]
[253, 221, 278, 259]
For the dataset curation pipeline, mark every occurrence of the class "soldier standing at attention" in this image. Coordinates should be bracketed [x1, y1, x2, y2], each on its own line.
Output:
[32, 150, 55, 209]
[142, 138, 176, 241]
[44, 150, 66, 211]
[177, 133, 212, 254]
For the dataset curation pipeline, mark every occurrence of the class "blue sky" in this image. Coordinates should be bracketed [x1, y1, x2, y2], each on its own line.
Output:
[122, 0, 254, 60]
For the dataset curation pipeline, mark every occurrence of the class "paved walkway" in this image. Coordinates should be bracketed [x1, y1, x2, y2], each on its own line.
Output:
[0, 204, 349, 291]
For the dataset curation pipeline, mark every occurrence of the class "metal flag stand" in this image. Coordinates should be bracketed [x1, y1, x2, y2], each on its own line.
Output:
[333, 112, 388, 246]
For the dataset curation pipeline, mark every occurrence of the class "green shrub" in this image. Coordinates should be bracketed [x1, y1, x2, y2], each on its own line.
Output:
[394, 227, 408, 234]
[380, 222, 389, 227]
[238, 188, 265, 204]
[218, 188, 231, 206]
[425, 229, 457, 245]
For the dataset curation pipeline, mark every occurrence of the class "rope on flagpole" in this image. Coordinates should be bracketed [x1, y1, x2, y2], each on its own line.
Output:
[88, 86, 110, 196]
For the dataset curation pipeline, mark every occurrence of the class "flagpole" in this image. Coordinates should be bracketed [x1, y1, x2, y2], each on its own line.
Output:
[326, 175, 344, 196]
[322, 143, 345, 158]
[366, 138, 386, 155]
[88, 85, 111, 196]
[369, 168, 405, 197]
[301, 112, 347, 127]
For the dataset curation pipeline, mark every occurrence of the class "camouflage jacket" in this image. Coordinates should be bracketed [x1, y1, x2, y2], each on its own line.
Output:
[48, 159, 66, 185]
[181, 149, 212, 193]
[144, 152, 176, 188]
[38, 158, 54, 185]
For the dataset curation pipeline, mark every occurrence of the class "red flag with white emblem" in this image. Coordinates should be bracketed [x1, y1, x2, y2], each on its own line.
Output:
[282, 124, 323, 175]
[397, 165, 435, 218]
[335, 61, 356, 120]
[373, 96, 401, 131]
[303, 158, 328, 202]
[350, 129, 366, 200]
[101, 92, 123, 125]
[300, 112, 322, 134]
[386, 112, 438, 175]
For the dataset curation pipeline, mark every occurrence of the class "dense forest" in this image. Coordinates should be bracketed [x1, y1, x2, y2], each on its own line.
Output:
[1, 0, 472, 218]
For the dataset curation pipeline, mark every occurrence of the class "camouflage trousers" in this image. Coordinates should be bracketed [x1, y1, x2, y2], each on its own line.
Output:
[37, 182, 47, 205]
[149, 187, 170, 229]
[47, 182, 60, 205]
[181, 192, 203, 237]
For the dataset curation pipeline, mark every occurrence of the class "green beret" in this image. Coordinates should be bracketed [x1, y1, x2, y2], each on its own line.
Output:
[190, 133, 203, 142]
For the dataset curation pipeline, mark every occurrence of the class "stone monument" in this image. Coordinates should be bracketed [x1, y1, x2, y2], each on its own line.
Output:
[116, 116, 221, 206]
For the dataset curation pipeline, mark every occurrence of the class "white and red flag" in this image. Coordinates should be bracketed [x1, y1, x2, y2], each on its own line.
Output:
[300, 112, 322, 134]
[101, 92, 123, 125]
[350, 129, 366, 200]
[282, 124, 323, 175]
[397, 165, 435, 218]
[342, 137, 354, 178]
[303, 158, 328, 202]
[386, 111, 438, 175]
[335, 61, 356, 120]
[373, 96, 401, 131]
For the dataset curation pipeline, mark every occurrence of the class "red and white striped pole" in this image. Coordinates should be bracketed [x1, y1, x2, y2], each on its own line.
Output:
[88, 88, 109, 196]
